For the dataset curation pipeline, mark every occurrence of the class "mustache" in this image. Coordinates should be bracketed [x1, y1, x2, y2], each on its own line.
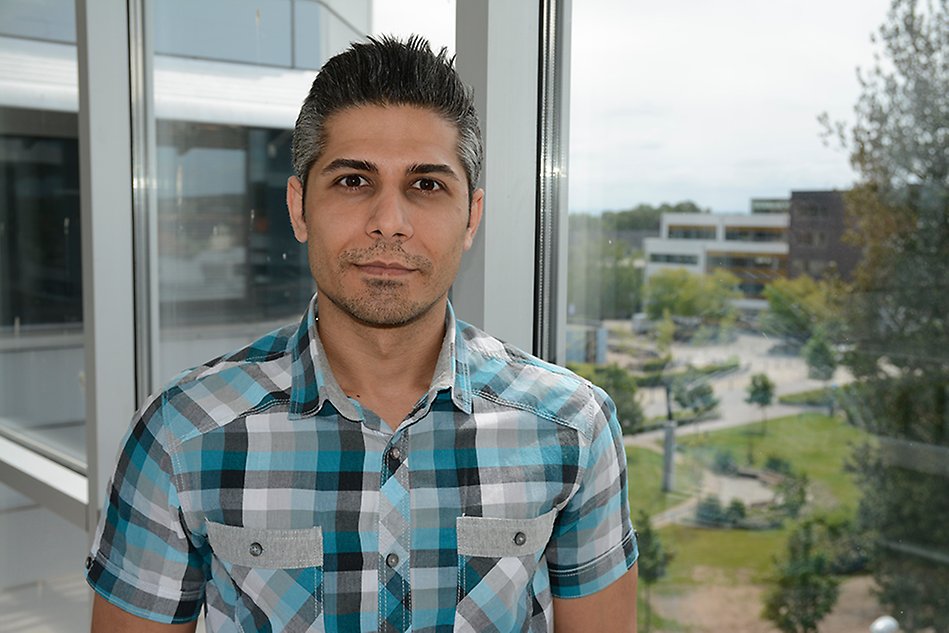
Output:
[338, 241, 433, 273]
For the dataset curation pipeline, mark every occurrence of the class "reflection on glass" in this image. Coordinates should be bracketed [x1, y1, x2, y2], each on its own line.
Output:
[566, 1, 946, 631]
[148, 1, 372, 384]
[0, 14, 85, 471]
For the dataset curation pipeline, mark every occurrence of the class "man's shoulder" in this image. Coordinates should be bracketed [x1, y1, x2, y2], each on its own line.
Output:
[457, 320, 611, 439]
[142, 322, 299, 443]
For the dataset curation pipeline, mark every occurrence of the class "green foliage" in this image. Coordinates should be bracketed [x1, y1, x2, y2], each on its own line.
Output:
[695, 496, 747, 527]
[635, 510, 674, 633]
[641, 354, 672, 373]
[644, 268, 740, 322]
[672, 378, 719, 417]
[762, 519, 841, 633]
[745, 373, 776, 409]
[711, 448, 739, 475]
[764, 454, 794, 476]
[825, 1, 949, 628]
[777, 387, 833, 406]
[761, 276, 842, 346]
[775, 472, 809, 519]
[724, 499, 748, 525]
[802, 329, 836, 382]
[567, 362, 644, 434]
[696, 495, 725, 526]
[655, 309, 675, 354]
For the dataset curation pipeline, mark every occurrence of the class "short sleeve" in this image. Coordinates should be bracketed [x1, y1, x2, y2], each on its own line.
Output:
[85, 393, 206, 623]
[546, 386, 638, 598]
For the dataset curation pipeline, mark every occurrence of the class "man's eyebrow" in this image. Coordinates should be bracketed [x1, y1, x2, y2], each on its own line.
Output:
[408, 163, 461, 181]
[321, 158, 377, 174]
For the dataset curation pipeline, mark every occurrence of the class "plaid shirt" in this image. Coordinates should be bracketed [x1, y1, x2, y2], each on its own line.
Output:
[86, 298, 637, 632]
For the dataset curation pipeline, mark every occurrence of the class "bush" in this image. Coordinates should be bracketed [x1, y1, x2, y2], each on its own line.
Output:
[778, 388, 833, 406]
[711, 449, 739, 475]
[764, 454, 794, 476]
[696, 495, 725, 526]
[724, 499, 747, 525]
[641, 355, 672, 373]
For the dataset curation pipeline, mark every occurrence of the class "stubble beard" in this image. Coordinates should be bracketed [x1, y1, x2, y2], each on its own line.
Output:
[317, 242, 443, 328]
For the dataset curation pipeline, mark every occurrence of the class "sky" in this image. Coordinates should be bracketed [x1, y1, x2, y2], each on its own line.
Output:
[373, 0, 893, 214]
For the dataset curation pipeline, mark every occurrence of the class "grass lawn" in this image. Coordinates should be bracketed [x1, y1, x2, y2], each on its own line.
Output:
[658, 524, 788, 586]
[627, 445, 702, 518]
[643, 414, 870, 594]
[679, 413, 868, 512]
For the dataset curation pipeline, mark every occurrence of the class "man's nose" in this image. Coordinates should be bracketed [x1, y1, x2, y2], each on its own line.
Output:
[366, 185, 414, 240]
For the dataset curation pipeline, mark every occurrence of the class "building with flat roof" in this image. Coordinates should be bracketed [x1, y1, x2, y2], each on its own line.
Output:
[644, 211, 790, 311]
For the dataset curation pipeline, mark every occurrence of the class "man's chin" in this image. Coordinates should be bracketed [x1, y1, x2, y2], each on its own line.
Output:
[321, 291, 440, 329]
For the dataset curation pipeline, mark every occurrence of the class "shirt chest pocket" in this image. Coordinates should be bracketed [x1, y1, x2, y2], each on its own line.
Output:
[454, 511, 557, 632]
[206, 522, 324, 632]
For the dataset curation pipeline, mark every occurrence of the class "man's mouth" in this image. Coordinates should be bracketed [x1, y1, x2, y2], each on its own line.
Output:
[354, 260, 416, 277]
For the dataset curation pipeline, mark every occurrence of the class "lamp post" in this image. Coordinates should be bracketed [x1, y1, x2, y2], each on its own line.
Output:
[661, 382, 676, 492]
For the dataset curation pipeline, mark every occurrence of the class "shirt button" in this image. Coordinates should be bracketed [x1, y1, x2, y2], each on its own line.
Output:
[386, 553, 400, 568]
[249, 542, 263, 557]
[389, 447, 402, 462]
[84, 556, 93, 570]
[513, 531, 528, 546]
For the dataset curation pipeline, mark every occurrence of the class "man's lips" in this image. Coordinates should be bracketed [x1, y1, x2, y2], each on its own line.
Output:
[354, 260, 417, 276]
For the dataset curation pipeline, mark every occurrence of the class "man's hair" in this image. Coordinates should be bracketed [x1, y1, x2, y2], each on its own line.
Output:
[292, 35, 483, 199]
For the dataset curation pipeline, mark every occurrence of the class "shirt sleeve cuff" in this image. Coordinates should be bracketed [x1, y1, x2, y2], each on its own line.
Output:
[85, 554, 203, 624]
[548, 528, 639, 599]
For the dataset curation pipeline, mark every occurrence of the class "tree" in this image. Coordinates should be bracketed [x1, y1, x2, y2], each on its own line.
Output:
[821, 2, 949, 628]
[672, 377, 719, 418]
[802, 329, 837, 415]
[802, 330, 836, 383]
[635, 510, 673, 633]
[763, 519, 841, 633]
[655, 309, 676, 355]
[761, 276, 843, 347]
[745, 373, 776, 434]
[775, 472, 809, 519]
[644, 268, 740, 323]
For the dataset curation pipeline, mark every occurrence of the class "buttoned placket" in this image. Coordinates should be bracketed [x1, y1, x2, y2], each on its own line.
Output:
[378, 429, 412, 633]
[374, 390, 441, 633]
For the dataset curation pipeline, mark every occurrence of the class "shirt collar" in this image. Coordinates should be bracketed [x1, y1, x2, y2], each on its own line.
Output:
[288, 296, 473, 420]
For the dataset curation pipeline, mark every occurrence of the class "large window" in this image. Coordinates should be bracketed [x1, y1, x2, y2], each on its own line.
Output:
[566, 1, 947, 631]
[0, 4, 85, 472]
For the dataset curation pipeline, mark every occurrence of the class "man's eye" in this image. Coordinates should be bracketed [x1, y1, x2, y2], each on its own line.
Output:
[338, 175, 368, 188]
[412, 178, 442, 192]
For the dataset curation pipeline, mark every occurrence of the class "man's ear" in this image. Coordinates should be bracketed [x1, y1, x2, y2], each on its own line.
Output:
[463, 188, 485, 251]
[287, 175, 308, 243]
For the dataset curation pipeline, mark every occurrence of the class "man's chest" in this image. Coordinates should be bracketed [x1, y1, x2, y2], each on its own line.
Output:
[174, 404, 582, 632]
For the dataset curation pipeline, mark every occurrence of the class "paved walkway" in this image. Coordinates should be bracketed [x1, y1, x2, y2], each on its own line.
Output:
[618, 332, 846, 526]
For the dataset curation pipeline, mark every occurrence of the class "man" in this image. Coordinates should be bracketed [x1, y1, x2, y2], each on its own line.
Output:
[87, 36, 638, 632]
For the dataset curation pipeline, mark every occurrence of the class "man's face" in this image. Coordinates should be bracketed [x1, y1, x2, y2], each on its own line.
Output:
[287, 104, 483, 328]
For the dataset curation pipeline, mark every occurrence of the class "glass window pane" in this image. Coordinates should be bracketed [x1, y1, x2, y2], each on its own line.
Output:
[566, 1, 946, 631]
[147, 3, 366, 384]
[146, 1, 456, 386]
[0, 17, 84, 471]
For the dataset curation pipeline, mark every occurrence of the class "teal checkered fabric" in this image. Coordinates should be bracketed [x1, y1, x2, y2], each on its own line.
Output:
[86, 297, 637, 631]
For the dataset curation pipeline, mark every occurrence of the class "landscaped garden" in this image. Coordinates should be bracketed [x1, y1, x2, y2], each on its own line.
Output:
[629, 413, 873, 632]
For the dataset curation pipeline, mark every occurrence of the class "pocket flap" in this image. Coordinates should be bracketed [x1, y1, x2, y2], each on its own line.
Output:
[457, 511, 557, 558]
[207, 522, 323, 569]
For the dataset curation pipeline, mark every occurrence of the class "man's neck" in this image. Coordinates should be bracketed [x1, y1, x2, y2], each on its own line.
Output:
[315, 296, 449, 429]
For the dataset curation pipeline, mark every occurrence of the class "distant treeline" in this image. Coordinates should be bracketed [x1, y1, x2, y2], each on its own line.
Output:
[569, 201, 709, 233]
